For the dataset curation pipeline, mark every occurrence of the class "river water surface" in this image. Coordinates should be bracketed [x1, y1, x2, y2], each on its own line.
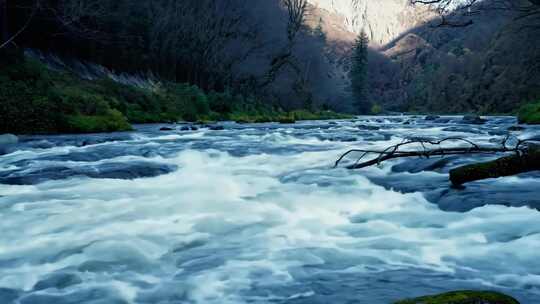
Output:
[1, 116, 540, 303]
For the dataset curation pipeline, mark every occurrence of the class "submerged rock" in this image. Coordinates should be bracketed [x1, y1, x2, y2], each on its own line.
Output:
[507, 125, 525, 131]
[394, 290, 520, 304]
[330, 136, 357, 142]
[357, 124, 380, 130]
[0, 288, 20, 303]
[0, 134, 18, 145]
[0, 162, 177, 185]
[209, 125, 225, 130]
[33, 273, 82, 291]
[434, 118, 451, 123]
[0, 134, 19, 155]
[424, 115, 440, 121]
[159, 127, 175, 131]
[462, 115, 487, 125]
[392, 157, 458, 174]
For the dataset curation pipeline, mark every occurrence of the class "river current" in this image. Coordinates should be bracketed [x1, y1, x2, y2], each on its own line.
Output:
[1, 116, 540, 303]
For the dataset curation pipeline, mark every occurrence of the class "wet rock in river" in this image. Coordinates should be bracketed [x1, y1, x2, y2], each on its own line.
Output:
[209, 125, 225, 130]
[507, 125, 525, 131]
[0, 288, 20, 303]
[462, 115, 487, 125]
[159, 127, 175, 131]
[0, 162, 177, 185]
[0, 134, 18, 145]
[0, 134, 19, 155]
[434, 118, 451, 123]
[330, 136, 357, 142]
[426, 171, 540, 212]
[442, 126, 484, 134]
[392, 157, 459, 174]
[424, 115, 440, 121]
[33, 273, 83, 291]
[357, 125, 380, 130]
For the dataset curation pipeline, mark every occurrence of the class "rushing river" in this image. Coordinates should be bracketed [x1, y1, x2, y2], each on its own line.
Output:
[1, 116, 540, 304]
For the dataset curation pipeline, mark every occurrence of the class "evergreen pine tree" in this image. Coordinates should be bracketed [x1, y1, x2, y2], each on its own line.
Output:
[350, 30, 370, 114]
[313, 18, 326, 43]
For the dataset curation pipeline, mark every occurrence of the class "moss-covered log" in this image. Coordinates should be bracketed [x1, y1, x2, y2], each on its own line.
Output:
[394, 290, 520, 304]
[449, 152, 540, 186]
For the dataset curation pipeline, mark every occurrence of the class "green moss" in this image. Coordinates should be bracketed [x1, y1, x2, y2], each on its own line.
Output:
[518, 100, 540, 124]
[394, 290, 520, 304]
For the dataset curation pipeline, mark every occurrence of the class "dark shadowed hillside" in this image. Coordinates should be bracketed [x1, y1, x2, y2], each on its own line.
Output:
[311, 0, 540, 114]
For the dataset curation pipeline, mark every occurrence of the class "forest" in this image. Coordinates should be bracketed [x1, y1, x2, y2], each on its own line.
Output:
[1, 0, 540, 133]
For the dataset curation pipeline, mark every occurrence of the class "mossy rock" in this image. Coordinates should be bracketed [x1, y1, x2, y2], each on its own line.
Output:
[394, 290, 520, 304]
[449, 152, 540, 186]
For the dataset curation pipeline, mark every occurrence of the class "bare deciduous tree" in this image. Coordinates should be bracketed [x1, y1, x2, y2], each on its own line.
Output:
[261, 0, 309, 88]
[411, 0, 540, 28]
[0, 0, 112, 49]
[147, 0, 261, 89]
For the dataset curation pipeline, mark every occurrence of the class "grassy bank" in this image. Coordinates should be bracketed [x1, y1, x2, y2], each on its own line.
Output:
[0, 50, 350, 134]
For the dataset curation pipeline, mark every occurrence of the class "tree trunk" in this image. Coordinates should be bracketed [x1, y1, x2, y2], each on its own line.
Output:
[0, 0, 8, 45]
[449, 152, 540, 186]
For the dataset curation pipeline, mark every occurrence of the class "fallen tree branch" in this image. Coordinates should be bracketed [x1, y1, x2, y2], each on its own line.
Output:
[335, 136, 532, 170]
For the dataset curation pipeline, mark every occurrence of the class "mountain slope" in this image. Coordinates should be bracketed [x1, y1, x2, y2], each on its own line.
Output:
[312, 0, 540, 113]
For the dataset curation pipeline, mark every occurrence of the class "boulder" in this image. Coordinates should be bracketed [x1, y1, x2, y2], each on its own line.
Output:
[394, 290, 519, 304]
[159, 127, 174, 131]
[425, 115, 440, 121]
[209, 125, 225, 130]
[0, 134, 18, 145]
[462, 115, 487, 125]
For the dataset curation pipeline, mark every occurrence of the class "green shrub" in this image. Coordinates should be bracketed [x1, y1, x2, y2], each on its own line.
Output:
[518, 100, 540, 124]
[65, 109, 132, 133]
[1, 56, 351, 134]
[371, 104, 383, 115]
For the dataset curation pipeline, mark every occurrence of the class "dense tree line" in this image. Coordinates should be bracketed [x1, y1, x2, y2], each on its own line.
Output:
[1, 0, 343, 112]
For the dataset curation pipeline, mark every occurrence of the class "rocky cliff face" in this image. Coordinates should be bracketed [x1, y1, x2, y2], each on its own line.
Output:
[308, 0, 433, 46]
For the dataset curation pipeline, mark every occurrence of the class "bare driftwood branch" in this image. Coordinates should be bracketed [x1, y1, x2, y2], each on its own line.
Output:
[335, 136, 534, 170]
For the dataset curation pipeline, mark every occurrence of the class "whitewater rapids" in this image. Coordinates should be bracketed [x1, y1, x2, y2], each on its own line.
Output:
[1, 116, 539, 303]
